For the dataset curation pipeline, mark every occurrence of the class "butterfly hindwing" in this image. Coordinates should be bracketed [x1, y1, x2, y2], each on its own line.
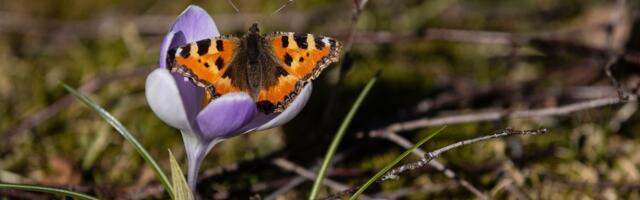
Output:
[167, 37, 241, 98]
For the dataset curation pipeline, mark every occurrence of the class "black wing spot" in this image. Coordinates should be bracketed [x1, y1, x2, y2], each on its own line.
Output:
[276, 66, 288, 76]
[314, 37, 325, 50]
[215, 57, 224, 70]
[299, 57, 304, 63]
[179, 45, 190, 58]
[306, 52, 310, 57]
[257, 101, 276, 114]
[167, 48, 177, 66]
[196, 39, 211, 56]
[281, 36, 289, 48]
[294, 33, 308, 49]
[284, 53, 293, 66]
[204, 62, 210, 68]
[198, 59, 202, 63]
[216, 40, 224, 51]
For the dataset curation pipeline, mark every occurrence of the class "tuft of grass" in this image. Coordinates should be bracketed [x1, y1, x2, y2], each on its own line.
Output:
[0, 183, 98, 200]
[62, 84, 175, 199]
[349, 126, 446, 200]
[309, 72, 379, 199]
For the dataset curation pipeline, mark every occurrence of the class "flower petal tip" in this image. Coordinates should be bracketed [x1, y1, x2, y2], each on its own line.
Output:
[160, 4, 219, 69]
[171, 4, 219, 43]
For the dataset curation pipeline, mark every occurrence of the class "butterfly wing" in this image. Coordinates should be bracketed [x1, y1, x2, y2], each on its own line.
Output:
[266, 32, 341, 81]
[167, 37, 242, 100]
[256, 32, 342, 113]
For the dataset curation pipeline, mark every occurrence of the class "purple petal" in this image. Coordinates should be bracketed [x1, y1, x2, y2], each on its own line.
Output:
[170, 5, 219, 47]
[157, 5, 220, 132]
[196, 92, 257, 141]
[239, 83, 313, 133]
[159, 30, 180, 69]
[159, 5, 219, 69]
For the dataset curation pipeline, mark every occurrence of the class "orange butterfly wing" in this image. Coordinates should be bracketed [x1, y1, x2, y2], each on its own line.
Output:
[167, 37, 241, 99]
[256, 32, 342, 112]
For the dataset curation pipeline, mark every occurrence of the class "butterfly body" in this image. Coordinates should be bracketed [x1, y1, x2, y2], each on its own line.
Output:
[167, 23, 342, 113]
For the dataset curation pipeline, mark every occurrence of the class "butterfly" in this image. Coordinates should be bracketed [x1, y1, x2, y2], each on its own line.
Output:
[166, 23, 342, 114]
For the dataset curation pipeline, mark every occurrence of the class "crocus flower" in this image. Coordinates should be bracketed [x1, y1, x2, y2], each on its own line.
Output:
[145, 5, 312, 190]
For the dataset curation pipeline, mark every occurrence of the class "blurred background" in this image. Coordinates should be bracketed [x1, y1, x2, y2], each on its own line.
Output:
[1, 0, 640, 199]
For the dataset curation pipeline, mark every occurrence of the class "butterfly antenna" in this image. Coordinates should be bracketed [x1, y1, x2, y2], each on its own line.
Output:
[272, 0, 294, 15]
[227, 0, 240, 13]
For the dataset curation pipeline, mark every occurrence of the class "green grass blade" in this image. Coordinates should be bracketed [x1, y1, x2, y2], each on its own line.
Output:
[169, 150, 194, 200]
[308, 73, 379, 200]
[349, 126, 447, 200]
[0, 183, 99, 200]
[62, 84, 174, 199]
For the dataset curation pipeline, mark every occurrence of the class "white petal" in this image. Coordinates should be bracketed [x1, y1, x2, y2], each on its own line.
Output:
[145, 68, 194, 133]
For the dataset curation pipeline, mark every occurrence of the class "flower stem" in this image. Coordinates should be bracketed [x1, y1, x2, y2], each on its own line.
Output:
[187, 144, 207, 191]
[181, 132, 220, 193]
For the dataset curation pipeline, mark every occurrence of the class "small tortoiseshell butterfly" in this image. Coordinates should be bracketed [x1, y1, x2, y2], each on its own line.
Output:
[167, 23, 342, 113]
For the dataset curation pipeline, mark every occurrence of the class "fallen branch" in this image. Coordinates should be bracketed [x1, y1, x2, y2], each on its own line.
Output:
[321, 128, 547, 199]
[371, 96, 630, 137]
[381, 132, 488, 199]
[381, 128, 547, 181]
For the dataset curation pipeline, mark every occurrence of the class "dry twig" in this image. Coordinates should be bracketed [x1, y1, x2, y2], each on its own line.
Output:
[382, 132, 488, 199]
[319, 0, 370, 125]
[321, 128, 547, 199]
[380, 128, 547, 181]
[370, 96, 630, 137]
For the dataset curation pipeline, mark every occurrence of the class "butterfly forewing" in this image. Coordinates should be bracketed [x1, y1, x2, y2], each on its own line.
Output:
[253, 32, 341, 113]
[266, 32, 342, 81]
[167, 37, 241, 98]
